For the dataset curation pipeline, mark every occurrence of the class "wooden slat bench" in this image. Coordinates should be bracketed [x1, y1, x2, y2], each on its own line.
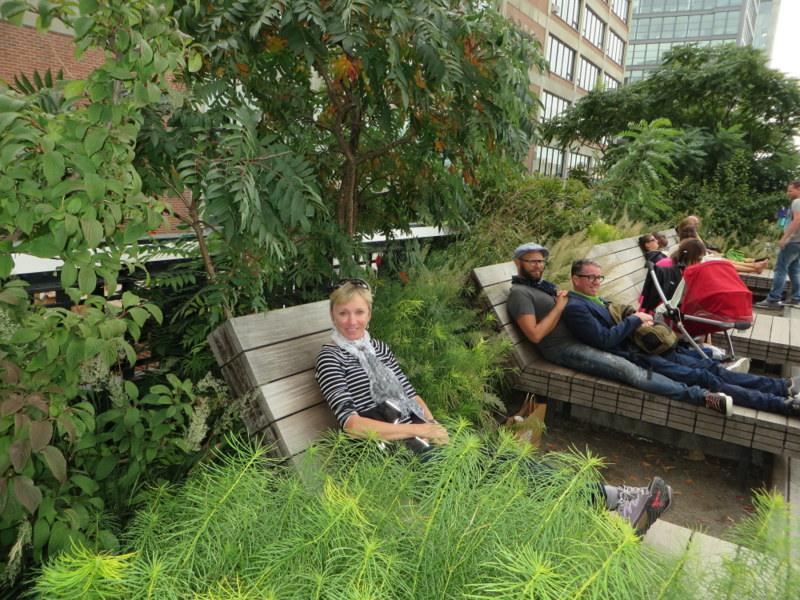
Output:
[207, 300, 338, 460]
[471, 260, 800, 458]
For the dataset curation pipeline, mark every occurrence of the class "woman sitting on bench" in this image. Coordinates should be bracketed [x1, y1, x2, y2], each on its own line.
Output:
[315, 278, 673, 536]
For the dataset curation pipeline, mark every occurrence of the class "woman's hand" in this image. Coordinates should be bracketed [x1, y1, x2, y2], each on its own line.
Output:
[417, 422, 450, 445]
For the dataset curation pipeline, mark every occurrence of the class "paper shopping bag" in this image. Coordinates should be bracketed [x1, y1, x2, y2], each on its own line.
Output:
[505, 393, 546, 448]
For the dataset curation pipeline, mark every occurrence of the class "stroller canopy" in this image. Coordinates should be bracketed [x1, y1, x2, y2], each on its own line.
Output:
[680, 259, 753, 336]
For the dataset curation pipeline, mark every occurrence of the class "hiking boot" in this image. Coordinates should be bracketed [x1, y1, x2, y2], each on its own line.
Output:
[721, 357, 750, 374]
[615, 477, 673, 537]
[785, 397, 800, 417]
[704, 391, 733, 416]
[754, 299, 784, 310]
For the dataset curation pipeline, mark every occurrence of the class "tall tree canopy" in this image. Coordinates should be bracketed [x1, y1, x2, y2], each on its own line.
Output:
[542, 44, 800, 194]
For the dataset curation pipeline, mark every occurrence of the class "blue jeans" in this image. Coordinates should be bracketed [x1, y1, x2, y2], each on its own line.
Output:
[556, 345, 705, 406]
[766, 241, 800, 303]
[637, 351, 790, 414]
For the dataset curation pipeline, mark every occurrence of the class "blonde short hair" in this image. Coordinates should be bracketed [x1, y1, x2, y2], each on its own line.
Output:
[329, 280, 373, 311]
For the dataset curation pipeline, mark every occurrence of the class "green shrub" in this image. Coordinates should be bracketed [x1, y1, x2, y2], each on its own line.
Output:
[368, 260, 511, 428]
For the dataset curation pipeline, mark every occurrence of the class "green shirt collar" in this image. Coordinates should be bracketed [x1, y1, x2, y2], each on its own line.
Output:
[572, 290, 605, 305]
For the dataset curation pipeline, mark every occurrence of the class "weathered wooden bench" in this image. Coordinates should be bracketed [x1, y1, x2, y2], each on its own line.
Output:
[588, 234, 800, 365]
[471, 257, 800, 459]
[207, 300, 338, 460]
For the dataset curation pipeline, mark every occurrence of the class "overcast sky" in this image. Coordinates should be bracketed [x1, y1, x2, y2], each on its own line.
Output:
[770, 1, 799, 78]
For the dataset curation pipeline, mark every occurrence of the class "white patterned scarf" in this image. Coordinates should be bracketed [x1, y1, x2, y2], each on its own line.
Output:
[330, 328, 425, 421]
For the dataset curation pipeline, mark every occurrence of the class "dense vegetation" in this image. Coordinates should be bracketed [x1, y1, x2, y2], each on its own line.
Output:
[1, 0, 799, 595]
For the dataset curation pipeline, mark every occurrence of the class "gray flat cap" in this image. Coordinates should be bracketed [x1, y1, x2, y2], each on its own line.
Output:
[514, 242, 550, 259]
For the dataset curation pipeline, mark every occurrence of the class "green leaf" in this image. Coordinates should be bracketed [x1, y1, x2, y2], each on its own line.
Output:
[43, 151, 65, 186]
[33, 517, 50, 551]
[121, 290, 139, 308]
[13, 476, 42, 513]
[70, 474, 99, 495]
[83, 172, 106, 202]
[40, 445, 67, 482]
[127, 306, 148, 327]
[78, 266, 97, 295]
[0, 254, 13, 279]
[81, 218, 104, 247]
[48, 521, 69, 554]
[94, 454, 118, 481]
[63, 79, 86, 100]
[84, 128, 108, 156]
[60, 261, 78, 288]
[10, 328, 40, 344]
[188, 51, 203, 73]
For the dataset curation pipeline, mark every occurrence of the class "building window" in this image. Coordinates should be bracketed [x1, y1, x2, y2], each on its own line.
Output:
[554, 0, 581, 30]
[547, 36, 576, 81]
[577, 57, 600, 91]
[535, 146, 564, 177]
[583, 8, 606, 49]
[602, 73, 620, 89]
[569, 152, 591, 173]
[611, 0, 630, 23]
[607, 30, 625, 64]
[540, 91, 570, 122]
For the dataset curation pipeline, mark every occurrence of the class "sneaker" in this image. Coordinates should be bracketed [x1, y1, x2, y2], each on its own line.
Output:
[754, 299, 784, 310]
[787, 299, 800, 308]
[615, 477, 673, 536]
[787, 376, 800, 396]
[721, 357, 750, 374]
[704, 391, 733, 416]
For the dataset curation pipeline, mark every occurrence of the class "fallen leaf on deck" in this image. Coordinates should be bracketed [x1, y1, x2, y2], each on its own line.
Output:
[641, 461, 652, 467]
[663, 465, 676, 470]
[693, 491, 704, 496]
[628, 475, 639, 482]
[685, 479, 694, 484]
[742, 505, 754, 513]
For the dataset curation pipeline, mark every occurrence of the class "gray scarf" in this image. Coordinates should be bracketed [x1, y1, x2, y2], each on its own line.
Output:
[330, 328, 425, 421]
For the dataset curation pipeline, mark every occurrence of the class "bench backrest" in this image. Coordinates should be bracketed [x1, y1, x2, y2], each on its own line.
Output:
[207, 300, 338, 458]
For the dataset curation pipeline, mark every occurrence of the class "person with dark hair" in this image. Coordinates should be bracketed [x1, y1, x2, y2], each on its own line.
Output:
[316, 277, 674, 536]
[672, 216, 767, 274]
[563, 259, 800, 417]
[638, 234, 664, 264]
[755, 181, 800, 309]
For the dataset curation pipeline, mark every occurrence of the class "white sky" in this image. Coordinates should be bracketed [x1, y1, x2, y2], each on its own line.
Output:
[769, 1, 800, 78]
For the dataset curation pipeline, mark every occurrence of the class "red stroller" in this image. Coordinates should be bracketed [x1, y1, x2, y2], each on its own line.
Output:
[646, 259, 753, 358]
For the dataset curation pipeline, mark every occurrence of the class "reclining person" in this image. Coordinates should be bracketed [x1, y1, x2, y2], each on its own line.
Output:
[562, 258, 800, 416]
[505, 243, 731, 414]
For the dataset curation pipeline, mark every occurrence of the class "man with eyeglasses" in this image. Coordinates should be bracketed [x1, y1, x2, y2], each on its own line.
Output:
[506, 243, 729, 414]
[563, 258, 800, 416]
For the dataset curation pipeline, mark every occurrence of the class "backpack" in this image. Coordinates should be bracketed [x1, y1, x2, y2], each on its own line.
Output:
[607, 303, 678, 355]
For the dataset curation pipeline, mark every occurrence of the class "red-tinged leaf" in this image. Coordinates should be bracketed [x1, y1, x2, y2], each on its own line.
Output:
[663, 465, 676, 470]
[26, 397, 49, 414]
[742, 505, 755, 513]
[13, 476, 42, 513]
[644, 453, 655, 458]
[30, 420, 53, 452]
[15, 412, 30, 431]
[0, 478, 7, 514]
[40, 446, 67, 483]
[735, 495, 744, 500]
[628, 475, 639, 482]
[9, 439, 31, 472]
[593, 437, 602, 441]
[0, 395, 25, 416]
[57, 417, 77, 444]
[693, 491, 704, 496]
[612, 455, 620, 460]
[640, 461, 652, 467]
[0, 361, 20, 385]
[685, 479, 693, 484]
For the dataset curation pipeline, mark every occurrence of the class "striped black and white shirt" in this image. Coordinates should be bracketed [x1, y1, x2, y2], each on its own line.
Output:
[315, 338, 417, 428]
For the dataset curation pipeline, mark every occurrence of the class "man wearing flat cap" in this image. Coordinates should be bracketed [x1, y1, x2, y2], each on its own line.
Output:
[507, 243, 712, 406]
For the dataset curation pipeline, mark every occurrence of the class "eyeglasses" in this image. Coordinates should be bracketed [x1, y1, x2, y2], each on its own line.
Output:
[644, 238, 656, 243]
[519, 259, 546, 266]
[332, 278, 370, 290]
[575, 274, 605, 283]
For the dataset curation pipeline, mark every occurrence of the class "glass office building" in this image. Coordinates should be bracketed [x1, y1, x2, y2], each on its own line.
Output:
[626, 0, 773, 83]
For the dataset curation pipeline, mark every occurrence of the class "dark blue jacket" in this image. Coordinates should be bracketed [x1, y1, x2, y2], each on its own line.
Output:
[562, 291, 642, 357]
